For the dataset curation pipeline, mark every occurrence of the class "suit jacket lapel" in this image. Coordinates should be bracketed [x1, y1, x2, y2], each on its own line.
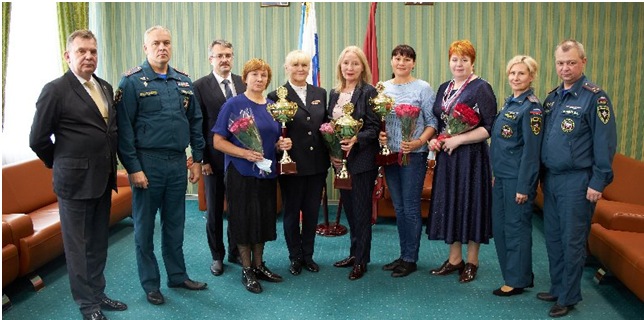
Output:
[208, 73, 227, 105]
[305, 84, 315, 112]
[232, 74, 245, 96]
[327, 90, 339, 118]
[284, 82, 310, 115]
[95, 75, 114, 127]
[66, 71, 105, 124]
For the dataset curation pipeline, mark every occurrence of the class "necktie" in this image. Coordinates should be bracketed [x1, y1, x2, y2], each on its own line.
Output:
[222, 79, 233, 100]
[86, 81, 108, 123]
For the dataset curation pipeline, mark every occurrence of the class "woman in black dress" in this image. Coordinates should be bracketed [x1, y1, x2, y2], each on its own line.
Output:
[426, 40, 497, 283]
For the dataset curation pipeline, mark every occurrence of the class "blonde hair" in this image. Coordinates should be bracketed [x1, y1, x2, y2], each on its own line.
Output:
[506, 55, 539, 76]
[242, 59, 272, 89]
[334, 46, 372, 91]
[284, 50, 311, 77]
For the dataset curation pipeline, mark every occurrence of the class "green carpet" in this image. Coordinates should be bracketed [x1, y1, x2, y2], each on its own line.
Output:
[3, 201, 643, 319]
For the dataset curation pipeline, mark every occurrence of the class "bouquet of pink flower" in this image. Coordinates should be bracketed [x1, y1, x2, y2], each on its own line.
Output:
[433, 103, 480, 151]
[228, 108, 271, 174]
[319, 121, 343, 159]
[395, 104, 421, 165]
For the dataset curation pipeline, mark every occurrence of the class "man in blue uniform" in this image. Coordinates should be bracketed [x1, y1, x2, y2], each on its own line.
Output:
[116, 25, 207, 306]
[538, 40, 617, 317]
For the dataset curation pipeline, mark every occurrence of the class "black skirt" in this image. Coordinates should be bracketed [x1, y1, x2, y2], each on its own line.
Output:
[225, 164, 277, 244]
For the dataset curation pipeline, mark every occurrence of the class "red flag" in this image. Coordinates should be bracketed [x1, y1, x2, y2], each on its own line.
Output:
[363, 2, 379, 85]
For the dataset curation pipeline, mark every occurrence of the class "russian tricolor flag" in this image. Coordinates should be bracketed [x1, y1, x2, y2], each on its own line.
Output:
[298, 2, 320, 87]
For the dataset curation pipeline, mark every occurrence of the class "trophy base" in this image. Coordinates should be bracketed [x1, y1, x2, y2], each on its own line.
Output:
[316, 222, 348, 237]
[279, 162, 297, 175]
[334, 176, 353, 190]
[375, 153, 398, 166]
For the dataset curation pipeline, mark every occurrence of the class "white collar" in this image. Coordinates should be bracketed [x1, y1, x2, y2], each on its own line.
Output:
[213, 72, 232, 85]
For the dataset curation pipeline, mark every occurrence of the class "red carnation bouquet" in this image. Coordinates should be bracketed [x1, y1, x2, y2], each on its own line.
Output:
[395, 104, 421, 165]
[434, 102, 480, 150]
[228, 108, 271, 175]
[320, 122, 343, 159]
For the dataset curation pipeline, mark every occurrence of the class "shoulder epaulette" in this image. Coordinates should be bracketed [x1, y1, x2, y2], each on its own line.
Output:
[173, 68, 190, 78]
[548, 86, 558, 94]
[527, 94, 540, 104]
[123, 66, 142, 77]
[582, 82, 601, 94]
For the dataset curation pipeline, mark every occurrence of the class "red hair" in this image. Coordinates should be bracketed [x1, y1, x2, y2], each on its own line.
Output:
[448, 40, 476, 64]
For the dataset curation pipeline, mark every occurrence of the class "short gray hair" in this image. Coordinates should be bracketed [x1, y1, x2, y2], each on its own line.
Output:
[209, 39, 233, 56]
[144, 25, 172, 43]
[66, 30, 97, 51]
[555, 40, 586, 59]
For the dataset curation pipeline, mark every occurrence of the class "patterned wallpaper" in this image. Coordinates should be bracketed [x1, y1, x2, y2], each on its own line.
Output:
[90, 2, 644, 195]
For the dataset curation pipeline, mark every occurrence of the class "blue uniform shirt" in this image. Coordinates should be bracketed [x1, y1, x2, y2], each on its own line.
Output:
[115, 60, 205, 174]
[541, 75, 617, 192]
[491, 89, 543, 195]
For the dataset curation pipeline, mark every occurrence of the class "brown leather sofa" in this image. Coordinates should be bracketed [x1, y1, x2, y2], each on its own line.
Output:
[2, 221, 20, 288]
[2, 159, 132, 288]
[377, 160, 434, 218]
[535, 153, 644, 302]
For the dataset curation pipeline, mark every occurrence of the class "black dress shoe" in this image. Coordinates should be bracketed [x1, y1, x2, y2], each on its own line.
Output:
[242, 267, 262, 294]
[537, 292, 558, 302]
[459, 263, 478, 283]
[304, 260, 320, 272]
[430, 259, 465, 276]
[84, 310, 107, 320]
[289, 259, 303, 275]
[382, 258, 403, 271]
[391, 261, 417, 278]
[169, 279, 207, 290]
[493, 286, 525, 297]
[254, 262, 283, 282]
[100, 297, 127, 311]
[549, 304, 574, 317]
[333, 256, 355, 268]
[228, 255, 242, 265]
[146, 290, 164, 305]
[349, 264, 367, 280]
[211, 260, 224, 276]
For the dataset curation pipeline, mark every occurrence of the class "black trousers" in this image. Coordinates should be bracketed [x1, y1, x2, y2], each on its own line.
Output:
[204, 171, 238, 261]
[340, 169, 378, 264]
[58, 185, 112, 316]
[278, 173, 327, 261]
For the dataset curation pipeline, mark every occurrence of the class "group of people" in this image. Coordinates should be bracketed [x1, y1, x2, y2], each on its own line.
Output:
[28, 22, 616, 320]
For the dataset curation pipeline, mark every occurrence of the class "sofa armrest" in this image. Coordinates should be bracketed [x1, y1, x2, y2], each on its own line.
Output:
[2, 213, 35, 244]
[594, 211, 644, 233]
[117, 170, 130, 187]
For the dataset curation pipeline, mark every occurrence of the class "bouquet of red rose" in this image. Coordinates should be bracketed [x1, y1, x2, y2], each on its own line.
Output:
[434, 102, 480, 151]
[228, 108, 272, 174]
[395, 104, 421, 165]
[320, 121, 343, 159]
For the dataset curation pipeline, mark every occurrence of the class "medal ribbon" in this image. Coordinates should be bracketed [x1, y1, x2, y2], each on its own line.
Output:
[441, 72, 475, 114]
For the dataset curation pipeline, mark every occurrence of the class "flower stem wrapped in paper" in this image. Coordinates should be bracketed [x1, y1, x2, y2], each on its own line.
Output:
[395, 104, 421, 165]
[434, 102, 480, 151]
[228, 108, 272, 175]
[320, 122, 343, 159]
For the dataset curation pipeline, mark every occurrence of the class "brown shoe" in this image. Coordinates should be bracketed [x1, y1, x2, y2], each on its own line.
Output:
[333, 256, 355, 268]
[459, 263, 478, 283]
[430, 259, 465, 275]
[349, 264, 367, 280]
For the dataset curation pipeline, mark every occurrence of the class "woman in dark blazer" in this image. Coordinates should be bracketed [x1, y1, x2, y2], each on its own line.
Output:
[267, 50, 329, 276]
[328, 46, 380, 280]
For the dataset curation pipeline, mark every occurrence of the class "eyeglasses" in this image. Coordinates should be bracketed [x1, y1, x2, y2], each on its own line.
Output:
[213, 53, 233, 60]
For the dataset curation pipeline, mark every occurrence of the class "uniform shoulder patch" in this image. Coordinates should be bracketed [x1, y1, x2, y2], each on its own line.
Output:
[527, 94, 540, 104]
[114, 88, 123, 104]
[548, 86, 558, 94]
[173, 68, 190, 78]
[123, 66, 142, 77]
[582, 82, 601, 94]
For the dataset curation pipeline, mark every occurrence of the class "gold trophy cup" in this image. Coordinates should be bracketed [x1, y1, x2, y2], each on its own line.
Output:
[333, 102, 364, 190]
[370, 81, 397, 166]
[266, 86, 298, 174]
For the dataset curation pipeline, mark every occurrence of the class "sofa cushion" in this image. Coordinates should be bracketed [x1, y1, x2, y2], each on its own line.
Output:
[593, 200, 644, 233]
[603, 153, 644, 206]
[2, 159, 57, 215]
[588, 223, 644, 302]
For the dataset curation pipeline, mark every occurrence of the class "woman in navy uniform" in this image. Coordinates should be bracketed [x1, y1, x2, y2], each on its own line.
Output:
[490, 55, 543, 296]
[267, 50, 329, 276]
[427, 40, 497, 283]
[328, 46, 380, 281]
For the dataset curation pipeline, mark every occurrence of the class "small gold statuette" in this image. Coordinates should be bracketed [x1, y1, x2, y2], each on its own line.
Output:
[333, 102, 364, 190]
[370, 81, 397, 165]
[267, 86, 299, 174]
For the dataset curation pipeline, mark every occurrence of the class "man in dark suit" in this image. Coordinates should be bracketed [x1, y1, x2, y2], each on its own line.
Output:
[30, 30, 127, 320]
[194, 39, 245, 276]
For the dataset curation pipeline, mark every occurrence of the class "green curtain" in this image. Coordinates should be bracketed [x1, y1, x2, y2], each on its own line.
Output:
[57, 2, 88, 72]
[2, 2, 11, 131]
